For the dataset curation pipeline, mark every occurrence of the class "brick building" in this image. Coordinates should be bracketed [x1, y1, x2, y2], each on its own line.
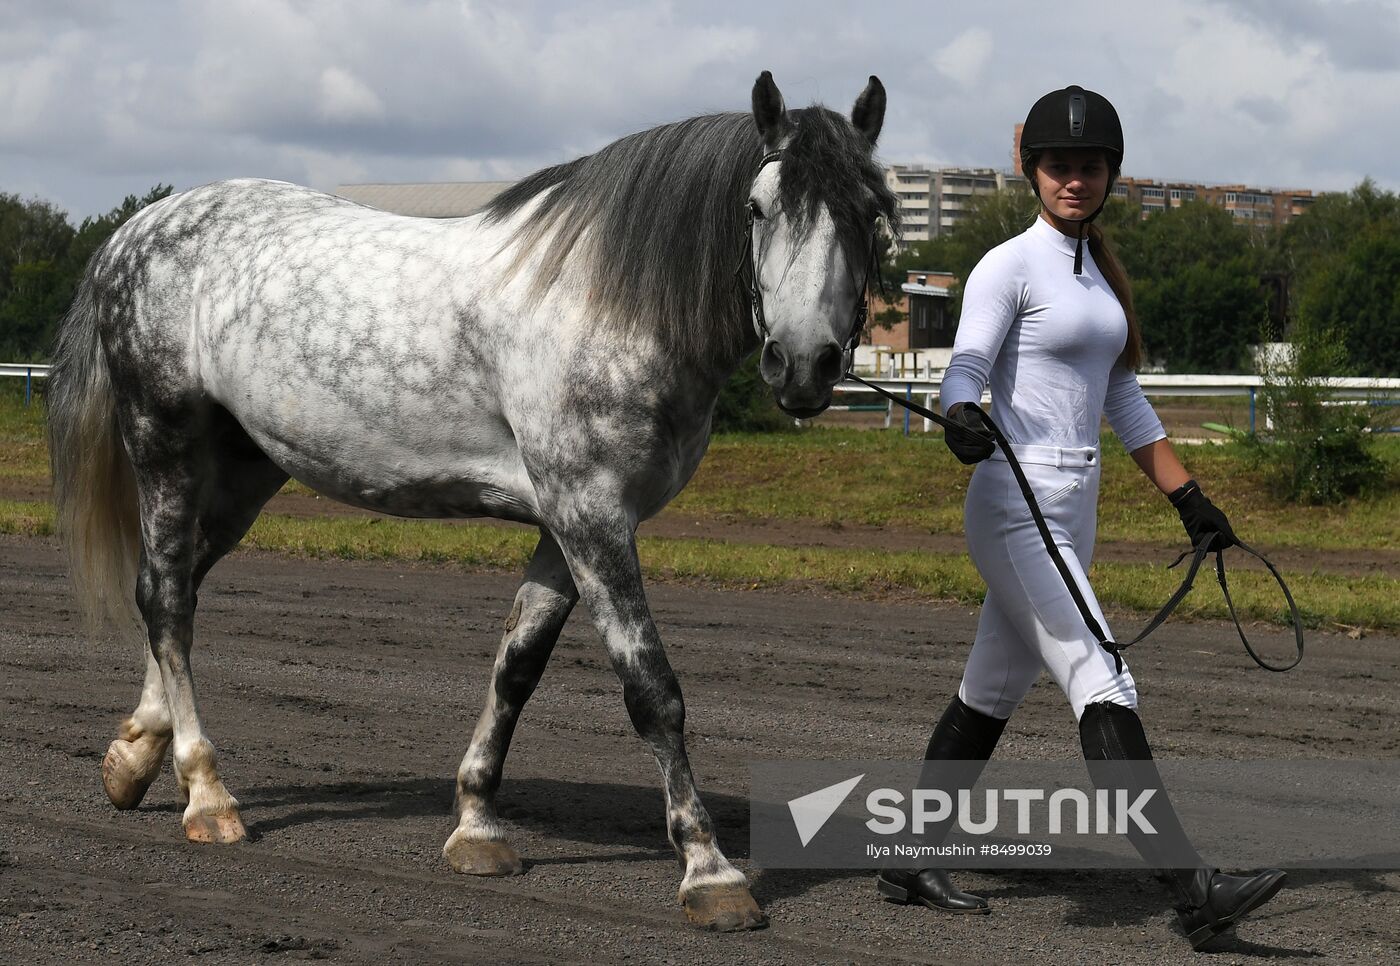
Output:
[1009, 123, 1314, 225]
[869, 270, 957, 355]
[885, 165, 1025, 247]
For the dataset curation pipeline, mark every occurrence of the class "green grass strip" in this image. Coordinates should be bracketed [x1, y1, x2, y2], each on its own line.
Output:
[0, 499, 54, 535]
[8, 388, 1398, 552]
[5, 499, 1394, 631]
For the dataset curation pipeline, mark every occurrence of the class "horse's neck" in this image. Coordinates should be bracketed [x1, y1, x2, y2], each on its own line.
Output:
[466, 188, 762, 407]
[656, 331, 760, 410]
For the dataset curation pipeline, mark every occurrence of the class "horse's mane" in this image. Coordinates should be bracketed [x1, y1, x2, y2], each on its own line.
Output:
[485, 107, 899, 363]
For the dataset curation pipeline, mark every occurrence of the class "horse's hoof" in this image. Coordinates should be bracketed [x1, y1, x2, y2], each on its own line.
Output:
[443, 830, 523, 876]
[184, 810, 247, 844]
[102, 735, 168, 810]
[682, 884, 768, 931]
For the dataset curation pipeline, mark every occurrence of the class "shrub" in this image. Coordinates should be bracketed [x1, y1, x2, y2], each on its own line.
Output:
[712, 351, 792, 433]
[1245, 320, 1388, 504]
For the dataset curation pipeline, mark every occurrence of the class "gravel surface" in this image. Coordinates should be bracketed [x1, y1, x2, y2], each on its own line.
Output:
[2, 534, 1396, 964]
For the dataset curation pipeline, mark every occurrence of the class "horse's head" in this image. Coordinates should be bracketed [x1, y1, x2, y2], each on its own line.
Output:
[745, 71, 896, 418]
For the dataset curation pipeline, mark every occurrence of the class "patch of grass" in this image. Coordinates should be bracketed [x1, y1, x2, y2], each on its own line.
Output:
[245, 513, 538, 568]
[0, 381, 50, 483]
[678, 427, 1400, 551]
[0, 499, 53, 535]
[5, 385, 1397, 552]
[7, 499, 1395, 631]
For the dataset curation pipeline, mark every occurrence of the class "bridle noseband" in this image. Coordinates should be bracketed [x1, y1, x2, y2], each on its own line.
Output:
[733, 150, 883, 371]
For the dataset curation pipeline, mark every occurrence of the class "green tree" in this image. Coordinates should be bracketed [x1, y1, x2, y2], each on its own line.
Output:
[1282, 178, 1400, 284]
[0, 194, 74, 300]
[1295, 218, 1400, 375]
[1112, 201, 1270, 371]
[1133, 256, 1269, 371]
[0, 260, 72, 359]
[0, 184, 172, 360]
[1113, 200, 1257, 282]
[1279, 180, 1400, 376]
[942, 189, 1040, 287]
[712, 351, 791, 432]
[0, 194, 76, 360]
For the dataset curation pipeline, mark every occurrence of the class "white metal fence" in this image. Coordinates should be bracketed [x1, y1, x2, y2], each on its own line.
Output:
[5, 363, 1398, 435]
[835, 373, 1400, 435]
[0, 363, 48, 406]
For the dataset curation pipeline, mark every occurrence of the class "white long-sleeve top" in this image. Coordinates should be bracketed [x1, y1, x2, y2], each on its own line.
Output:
[938, 216, 1166, 452]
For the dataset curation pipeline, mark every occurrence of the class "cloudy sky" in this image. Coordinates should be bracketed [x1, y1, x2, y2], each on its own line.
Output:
[4, 0, 1398, 220]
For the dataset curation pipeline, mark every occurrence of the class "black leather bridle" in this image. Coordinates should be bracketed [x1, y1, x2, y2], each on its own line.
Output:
[734, 149, 877, 368]
[734, 150, 1303, 675]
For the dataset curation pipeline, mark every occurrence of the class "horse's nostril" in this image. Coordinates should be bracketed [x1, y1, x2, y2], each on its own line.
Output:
[816, 342, 844, 384]
[759, 340, 790, 385]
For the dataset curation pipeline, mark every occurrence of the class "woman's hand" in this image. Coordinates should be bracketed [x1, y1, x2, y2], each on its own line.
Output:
[944, 404, 995, 465]
[1169, 480, 1238, 551]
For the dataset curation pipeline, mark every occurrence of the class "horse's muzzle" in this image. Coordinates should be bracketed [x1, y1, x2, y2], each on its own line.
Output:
[759, 338, 843, 417]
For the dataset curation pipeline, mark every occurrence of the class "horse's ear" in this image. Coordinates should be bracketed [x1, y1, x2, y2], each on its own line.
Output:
[751, 70, 793, 148]
[851, 75, 886, 148]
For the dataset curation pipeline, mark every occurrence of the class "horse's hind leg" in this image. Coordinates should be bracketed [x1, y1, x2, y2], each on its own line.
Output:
[102, 647, 172, 809]
[118, 404, 287, 841]
[445, 531, 577, 875]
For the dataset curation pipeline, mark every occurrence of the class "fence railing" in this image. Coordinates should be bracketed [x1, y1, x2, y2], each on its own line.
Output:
[5, 364, 1399, 435]
[0, 363, 49, 406]
[835, 373, 1400, 435]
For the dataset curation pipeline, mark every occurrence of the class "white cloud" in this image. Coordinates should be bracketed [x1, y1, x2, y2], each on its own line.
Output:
[318, 67, 385, 124]
[932, 27, 994, 87]
[3, 0, 1400, 219]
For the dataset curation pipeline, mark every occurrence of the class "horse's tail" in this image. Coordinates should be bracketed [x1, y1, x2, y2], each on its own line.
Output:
[47, 276, 143, 639]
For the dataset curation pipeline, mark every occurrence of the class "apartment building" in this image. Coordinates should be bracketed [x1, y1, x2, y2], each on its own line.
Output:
[1014, 123, 1314, 225]
[1113, 177, 1314, 225]
[886, 164, 1023, 246]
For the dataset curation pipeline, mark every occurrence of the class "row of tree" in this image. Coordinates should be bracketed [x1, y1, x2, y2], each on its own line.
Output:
[2, 179, 1397, 377]
[0, 185, 172, 360]
[878, 179, 1400, 376]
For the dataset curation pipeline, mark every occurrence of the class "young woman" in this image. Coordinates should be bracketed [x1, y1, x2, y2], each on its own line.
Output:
[875, 85, 1285, 950]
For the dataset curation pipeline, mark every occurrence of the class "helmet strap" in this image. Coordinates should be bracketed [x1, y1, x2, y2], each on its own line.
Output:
[1028, 160, 1116, 277]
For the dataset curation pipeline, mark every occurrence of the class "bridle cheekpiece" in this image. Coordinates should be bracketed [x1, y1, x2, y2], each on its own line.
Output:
[734, 149, 883, 374]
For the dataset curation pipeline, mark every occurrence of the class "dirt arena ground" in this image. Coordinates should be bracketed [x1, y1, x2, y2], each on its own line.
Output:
[2, 533, 1397, 965]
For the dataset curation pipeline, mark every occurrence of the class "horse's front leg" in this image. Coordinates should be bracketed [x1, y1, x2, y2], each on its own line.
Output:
[551, 511, 766, 931]
[445, 531, 577, 875]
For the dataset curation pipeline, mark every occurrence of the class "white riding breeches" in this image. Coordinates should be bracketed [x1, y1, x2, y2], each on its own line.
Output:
[957, 443, 1137, 722]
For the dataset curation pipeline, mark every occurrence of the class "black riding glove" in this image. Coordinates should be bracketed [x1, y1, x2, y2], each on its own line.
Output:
[1169, 479, 1238, 551]
[943, 405, 994, 465]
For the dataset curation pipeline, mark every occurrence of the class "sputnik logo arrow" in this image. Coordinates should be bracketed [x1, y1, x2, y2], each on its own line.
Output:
[787, 774, 864, 846]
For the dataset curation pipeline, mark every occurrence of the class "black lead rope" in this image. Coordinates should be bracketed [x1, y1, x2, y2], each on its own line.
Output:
[731, 146, 1300, 673]
[844, 376, 1305, 674]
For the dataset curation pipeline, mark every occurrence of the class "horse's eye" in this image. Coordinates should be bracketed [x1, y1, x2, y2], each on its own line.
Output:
[747, 200, 765, 220]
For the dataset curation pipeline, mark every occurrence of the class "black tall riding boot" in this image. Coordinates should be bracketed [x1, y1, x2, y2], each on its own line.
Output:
[876, 695, 1008, 914]
[1079, 701, 1287, 949]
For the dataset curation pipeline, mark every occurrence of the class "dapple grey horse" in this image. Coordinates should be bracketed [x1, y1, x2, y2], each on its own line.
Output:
[47, 70, 896, 929]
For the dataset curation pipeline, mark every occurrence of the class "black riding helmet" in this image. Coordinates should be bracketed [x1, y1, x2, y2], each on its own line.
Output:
[1020, 85, 1123, 274]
